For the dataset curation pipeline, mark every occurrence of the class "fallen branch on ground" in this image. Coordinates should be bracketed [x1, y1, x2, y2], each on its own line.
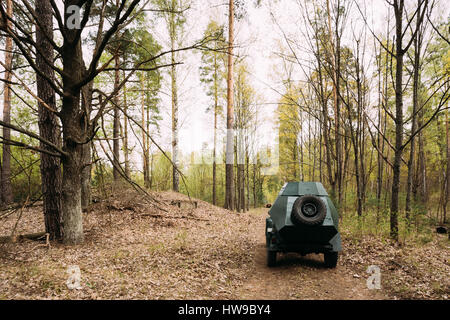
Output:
[0, 232, 48, 244]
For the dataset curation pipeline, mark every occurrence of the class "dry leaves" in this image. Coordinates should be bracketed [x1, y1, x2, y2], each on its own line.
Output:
[0, 190, 257, 299]
[0, 189, 448, 300]
[340, 228, 450, 300]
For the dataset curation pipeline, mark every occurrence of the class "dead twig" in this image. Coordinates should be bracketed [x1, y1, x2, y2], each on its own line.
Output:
[0, 231, 48, 244]
[0, 197, 42, 220]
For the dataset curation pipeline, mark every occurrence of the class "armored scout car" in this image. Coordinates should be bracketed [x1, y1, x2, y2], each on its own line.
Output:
[265, 182, 341, 268]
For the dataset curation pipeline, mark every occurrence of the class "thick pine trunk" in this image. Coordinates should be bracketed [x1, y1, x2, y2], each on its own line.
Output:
[61, 90, 84, 245]
[60, 6, 86, 244]
[61, 144, 84, 245]
[36, 0, 63, 239]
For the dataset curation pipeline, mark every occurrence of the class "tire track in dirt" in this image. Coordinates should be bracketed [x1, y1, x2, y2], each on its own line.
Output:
[237, 211, 387, 300]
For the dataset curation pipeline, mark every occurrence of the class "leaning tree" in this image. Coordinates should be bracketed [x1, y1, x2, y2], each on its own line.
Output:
[0, 0, 212, 244]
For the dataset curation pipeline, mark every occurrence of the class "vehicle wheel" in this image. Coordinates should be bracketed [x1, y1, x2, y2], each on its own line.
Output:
[267, 250, 277, 267]
[291, 195, 327, 226]
[324, 251, 338, 268]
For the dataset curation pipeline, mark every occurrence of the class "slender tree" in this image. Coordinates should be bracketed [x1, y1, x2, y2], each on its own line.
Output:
[200, 20, 226, 206]
[405, 0, 426, 221]
[153, 0, 189, 192]
[389, 0, 427, 240]
[113, 53, 122, 182]
[122, 71, 130, 178]
[225, 0, 235, 210]
[170, 1, 180, 192]
[1, 0, 13, 205]
[445, 107, 449, 223]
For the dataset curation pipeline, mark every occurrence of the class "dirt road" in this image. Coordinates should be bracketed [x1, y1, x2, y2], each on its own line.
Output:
[237, 209, 387, 300]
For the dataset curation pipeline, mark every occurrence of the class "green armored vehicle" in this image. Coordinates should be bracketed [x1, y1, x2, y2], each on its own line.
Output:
[265, 182, 341, 268]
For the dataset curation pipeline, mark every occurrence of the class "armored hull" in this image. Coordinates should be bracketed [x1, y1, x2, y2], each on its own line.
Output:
[265, 182, 341, 268]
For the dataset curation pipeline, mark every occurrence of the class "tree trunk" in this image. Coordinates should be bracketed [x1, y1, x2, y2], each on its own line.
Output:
[253, 161, 257, 208]
[356, 43, 363, 217]
[298, 110, 304, 181]
[81, 84, 92, 211]
[237, 146, 245, 213]
[140, 74, 149, 187]
[212, 54, 218, 206]
[246, 148, 250, 212]
[35, 0, 63, 240]
[416, 118, 427, 203]
[225, 0, 235, 210]
[61, 141, 84, 245]
[376, 42, 387, 219]
[146, 77, 151, 188]
[406, 23, 422, 222]
[234, 140, 239, 210]
[237, 164, 243, 212]
[314, 28, 334, 197]
[445, 108, 449, 223]
[60, 7, 86, 245]
[213, 100, 217, 206]
[60, 94, 85, 245]
[81, 0, 108, 208]
[80, 82, 92, 211]
[390, 0, 406, 241]
[1, 0, 13, 205]
[113, 55, 121, 182]
[122, 72, 130, 178]
[80, 144, 92, 210]
[170, 1, 179, 193]
[326, 0, 342, 205]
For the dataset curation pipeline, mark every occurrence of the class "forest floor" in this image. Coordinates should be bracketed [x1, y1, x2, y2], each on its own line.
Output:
[0, 189, 448, 300]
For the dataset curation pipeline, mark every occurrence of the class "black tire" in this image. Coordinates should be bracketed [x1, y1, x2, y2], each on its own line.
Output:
[291, 195, 327, 226]
[324, 251, 338, 268]
[267, 250, 277, 267]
